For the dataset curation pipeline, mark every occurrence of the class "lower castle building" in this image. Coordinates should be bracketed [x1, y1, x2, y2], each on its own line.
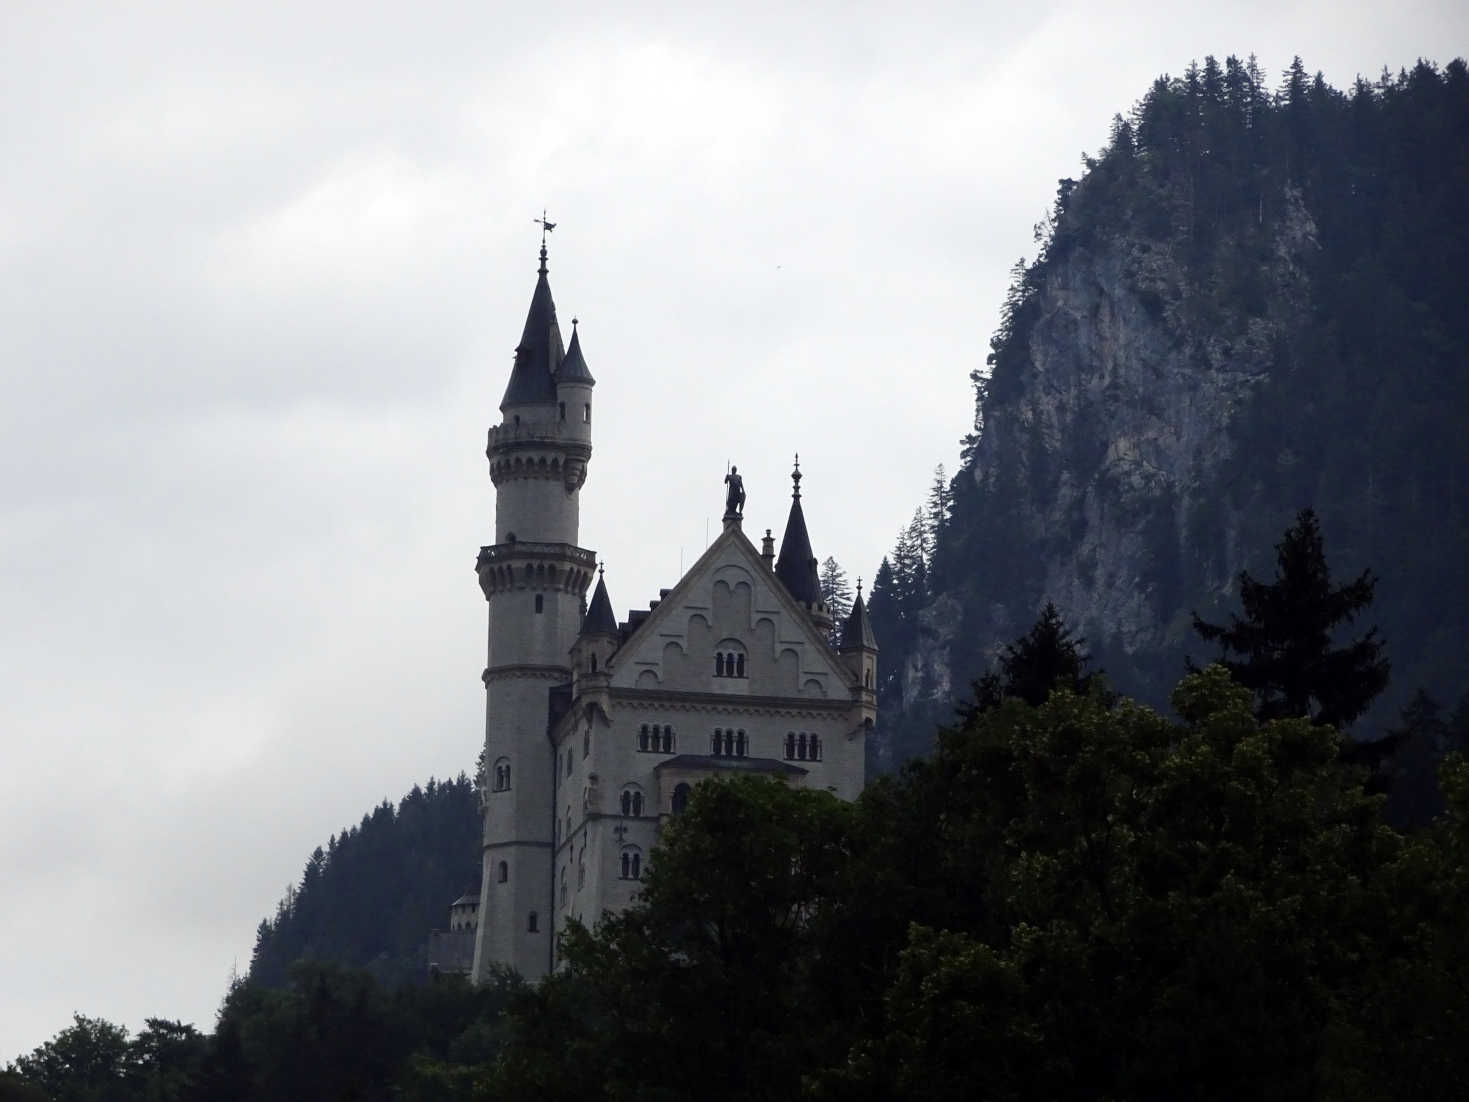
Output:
[430, 239, 877, 981]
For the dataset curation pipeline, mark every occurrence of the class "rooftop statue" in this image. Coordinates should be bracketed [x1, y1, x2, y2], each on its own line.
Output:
[724, 465, 746, 518]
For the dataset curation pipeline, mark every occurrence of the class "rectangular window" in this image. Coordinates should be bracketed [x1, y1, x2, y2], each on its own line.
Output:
[583, 404, 591, 424]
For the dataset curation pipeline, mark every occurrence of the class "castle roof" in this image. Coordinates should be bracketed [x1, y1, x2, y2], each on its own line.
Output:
[581, 570, 618, 636]
[840, 589, 878, 651]
[500, 248, 564, 409]
[557, 322, 595, 385]
[775, 458, 821, 606]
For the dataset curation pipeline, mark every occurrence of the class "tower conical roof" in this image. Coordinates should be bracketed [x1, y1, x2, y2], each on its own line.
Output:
[500, 248, 564, 409]
[840, 589, 878, 651]
[775, 457, 821, 606]
[557, 322, 595, 385]
[582, 569, 618, 636]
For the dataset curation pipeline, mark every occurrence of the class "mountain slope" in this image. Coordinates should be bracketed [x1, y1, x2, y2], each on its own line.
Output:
[875, 56, 1469, 764]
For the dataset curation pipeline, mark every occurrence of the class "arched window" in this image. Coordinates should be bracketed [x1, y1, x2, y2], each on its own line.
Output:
[639, 724, 649, 752]
[493, 757, 511, 791]
[583, 403, 591, 424]
[736, 653, 746, 677]
[559, 401, 566, 421]
[672, 783, 691, 814]
[620, 786, 644, 817]
[497, 860, 508, 883]
[811, 734, 822, 761]
[662, 725, 674, 752]
[535, 593, 544, 613]
[590, 653, 598, 673]
[621, 847, 643, 880]
[735, 730, 746, 757]
[785, 732, 795, 759]
[527, 911, 538, 932]
[864, 668, 872, 688]
[797, 733, 807, 760]
[715, 653, 725, 677]
[712, 728, 722, 755]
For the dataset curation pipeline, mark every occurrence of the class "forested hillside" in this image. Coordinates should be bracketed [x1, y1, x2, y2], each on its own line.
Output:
[869, 56, 1469, 766]
[247, 775, 481, 988]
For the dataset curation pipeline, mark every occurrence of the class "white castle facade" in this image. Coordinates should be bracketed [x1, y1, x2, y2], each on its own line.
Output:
[442, 242, 877, 982]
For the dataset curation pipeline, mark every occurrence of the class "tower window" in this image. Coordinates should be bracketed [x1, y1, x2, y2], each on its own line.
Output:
[620, 847, 643, 880]
[497, 860, 508, 883]
[535, 594, 544, 613]
[620, 786, 644, 817]
[527, 911, 538, 932]
[559, 401, 566, 421]
[583, 730, 590, 757]
[583, 403, 591, 424]
[492, 758, 511, 791]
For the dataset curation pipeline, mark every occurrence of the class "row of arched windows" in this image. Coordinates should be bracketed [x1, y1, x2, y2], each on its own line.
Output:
[784, 732, 823, 761]
[712, 728, 748, 758]
[639, 724, 674, 752]
[714, 651, 746, 678]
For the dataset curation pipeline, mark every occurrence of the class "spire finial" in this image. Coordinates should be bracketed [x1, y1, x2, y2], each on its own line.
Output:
[857, 577, 863, 597]
[791, 453, 802, 499]
[534, 209, 556, 273]
[598, 560, 605, 576]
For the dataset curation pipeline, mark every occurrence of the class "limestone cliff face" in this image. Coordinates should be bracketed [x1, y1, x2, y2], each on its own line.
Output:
[976, 190, 1315, 658]
[872, 62, 1469, 769]
[875, 189, 1325, 764]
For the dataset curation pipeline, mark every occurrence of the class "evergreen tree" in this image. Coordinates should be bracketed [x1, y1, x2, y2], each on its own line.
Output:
[924, 464, 952, 580]
[818, 556, 854, 638]
[967, 601, 1101, 713]
[1192, 508, 1389, 729]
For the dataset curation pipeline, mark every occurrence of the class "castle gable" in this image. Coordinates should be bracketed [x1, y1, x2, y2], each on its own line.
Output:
[608, 526, 853, 700]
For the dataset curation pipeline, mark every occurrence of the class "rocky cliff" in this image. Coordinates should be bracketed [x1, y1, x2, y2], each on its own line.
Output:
[872, 57, 1469, 766]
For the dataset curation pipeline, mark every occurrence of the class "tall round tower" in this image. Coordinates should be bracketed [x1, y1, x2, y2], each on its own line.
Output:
[471, 240, 598, 982]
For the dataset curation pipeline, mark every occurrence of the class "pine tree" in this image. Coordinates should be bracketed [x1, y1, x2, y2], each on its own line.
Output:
[925, 465, 952, 571]
[966, 602, 1101, 713]
[1192, 508, 1389, 729]
[818, 557, 854, 640]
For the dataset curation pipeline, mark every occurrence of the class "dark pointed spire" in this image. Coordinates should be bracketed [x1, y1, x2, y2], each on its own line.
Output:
[499, 244, 564, 410]
[775, 454, 821, 606]
[840, 580, 878, 651]
[582, 565, 617, 636]
[557, 319, 595, 385]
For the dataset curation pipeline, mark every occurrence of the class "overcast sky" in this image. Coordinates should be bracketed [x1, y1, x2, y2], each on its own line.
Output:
[1, 0, 1463, 1059]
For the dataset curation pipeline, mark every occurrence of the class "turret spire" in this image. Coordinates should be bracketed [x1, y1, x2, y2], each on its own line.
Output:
[775, 454, 821, 607]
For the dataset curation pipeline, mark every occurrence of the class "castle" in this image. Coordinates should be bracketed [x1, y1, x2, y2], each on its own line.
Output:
[431, 238, 878, 982]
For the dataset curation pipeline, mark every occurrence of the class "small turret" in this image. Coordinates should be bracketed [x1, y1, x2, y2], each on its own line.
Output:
[839, 579, 879, 696]
[572, 566, 619, 695]
[775, 455, 832, 634]
[555, 319, 595, 448]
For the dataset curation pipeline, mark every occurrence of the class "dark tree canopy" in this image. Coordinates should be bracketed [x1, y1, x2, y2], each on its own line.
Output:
[968, 601, 1102, 713]
[1193, 507, 1389, 728]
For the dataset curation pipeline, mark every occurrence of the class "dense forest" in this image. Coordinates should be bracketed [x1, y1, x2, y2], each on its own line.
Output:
[867, 55, 1469, 768]
[8, 53, 1469, 1102]
[247, 774, 481, 989]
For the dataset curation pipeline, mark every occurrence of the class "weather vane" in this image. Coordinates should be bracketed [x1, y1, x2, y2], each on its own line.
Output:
[534, 209, 557, 247]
